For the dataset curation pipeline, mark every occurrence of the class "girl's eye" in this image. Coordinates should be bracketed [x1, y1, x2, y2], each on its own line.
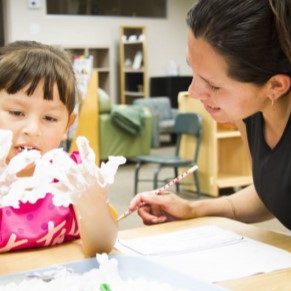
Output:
[9, 110, 24, 117]
[44, 116, 58, 122]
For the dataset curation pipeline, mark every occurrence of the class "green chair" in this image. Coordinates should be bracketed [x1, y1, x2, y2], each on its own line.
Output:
[134, 112, 202, 196]
[133, 97, 179, 148]
[98, 89, 153, 161]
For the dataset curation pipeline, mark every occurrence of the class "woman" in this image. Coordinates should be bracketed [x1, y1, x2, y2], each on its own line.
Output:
[129, 0, 291, 230]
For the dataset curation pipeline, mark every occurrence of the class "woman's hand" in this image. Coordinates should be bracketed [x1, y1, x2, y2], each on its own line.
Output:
[129, 191, 196, 225]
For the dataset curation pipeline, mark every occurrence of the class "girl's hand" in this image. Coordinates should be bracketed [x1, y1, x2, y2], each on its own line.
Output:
[129, 191, 196, 225]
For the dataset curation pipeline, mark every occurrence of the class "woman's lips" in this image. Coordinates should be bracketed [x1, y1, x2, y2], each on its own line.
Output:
[204, 104, 221, 114]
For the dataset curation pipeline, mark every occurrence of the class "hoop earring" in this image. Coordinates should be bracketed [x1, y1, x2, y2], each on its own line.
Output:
[269, 95, 275, 106]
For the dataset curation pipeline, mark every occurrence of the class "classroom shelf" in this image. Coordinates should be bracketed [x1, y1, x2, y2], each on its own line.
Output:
[178, 92, 252, 197]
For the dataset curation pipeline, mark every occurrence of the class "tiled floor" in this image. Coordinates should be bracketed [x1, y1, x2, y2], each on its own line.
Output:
[109, 145, 290, 235]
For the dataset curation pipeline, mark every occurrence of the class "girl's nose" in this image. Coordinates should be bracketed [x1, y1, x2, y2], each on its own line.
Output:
[188, 76, 209, 101]
[23, 119, 41, 136]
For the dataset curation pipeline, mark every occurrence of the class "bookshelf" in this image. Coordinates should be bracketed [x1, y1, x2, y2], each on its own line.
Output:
[65, 47, 111, 95]
[119, 26, 148, 104]
[178, 92, 252, 197]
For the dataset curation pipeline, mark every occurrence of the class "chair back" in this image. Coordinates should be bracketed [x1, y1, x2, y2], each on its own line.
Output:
[133, 97, 173, 120]
[174, 113, 202, 163]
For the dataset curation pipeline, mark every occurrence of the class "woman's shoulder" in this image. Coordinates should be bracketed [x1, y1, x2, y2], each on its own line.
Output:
[242, 112, 261, 125]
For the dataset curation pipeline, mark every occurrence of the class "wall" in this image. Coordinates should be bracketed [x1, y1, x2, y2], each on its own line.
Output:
[4, 0, 195, 102]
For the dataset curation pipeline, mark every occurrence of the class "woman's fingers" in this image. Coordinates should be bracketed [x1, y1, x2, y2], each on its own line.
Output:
[128, 194, 144, 211]
[129, 190, 169, 211]
[129, 191, 180, 224]
[128, 192, 153, 211]
[138, 205, 167, 225]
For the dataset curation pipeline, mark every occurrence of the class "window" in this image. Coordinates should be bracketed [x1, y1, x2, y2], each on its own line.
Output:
[46, 0, 167, 18]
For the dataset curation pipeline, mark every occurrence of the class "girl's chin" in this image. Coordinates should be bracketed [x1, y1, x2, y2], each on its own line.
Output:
[16, 165, 35, 177]
[6, 151, 36, 177]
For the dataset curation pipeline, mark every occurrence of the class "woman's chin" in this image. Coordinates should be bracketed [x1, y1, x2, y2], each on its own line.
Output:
[211, 113, 232, 124]
[204, 105, 231, 123]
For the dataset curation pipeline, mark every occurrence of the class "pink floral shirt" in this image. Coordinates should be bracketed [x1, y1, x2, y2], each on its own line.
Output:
[0, 152, 81, 253]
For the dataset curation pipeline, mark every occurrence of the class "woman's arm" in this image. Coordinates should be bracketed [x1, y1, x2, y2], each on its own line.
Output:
[193, 184, 273, 222]
[130, 119, 272, 224]
[131, 184, 272, 225]
[195, 119, 272, 222]
[73, 184, 118, 257]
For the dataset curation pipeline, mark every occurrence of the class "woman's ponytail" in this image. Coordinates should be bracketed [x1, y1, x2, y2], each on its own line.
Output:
[269, 0, 291, 63]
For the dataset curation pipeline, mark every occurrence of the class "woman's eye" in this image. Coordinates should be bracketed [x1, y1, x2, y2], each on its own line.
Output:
[9, 110, 24, 117]
[44, 116, 58, 122]
[208, 83, 220, 91]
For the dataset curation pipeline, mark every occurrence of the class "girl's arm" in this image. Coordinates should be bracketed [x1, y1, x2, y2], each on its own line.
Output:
[73, 184, 118, 257]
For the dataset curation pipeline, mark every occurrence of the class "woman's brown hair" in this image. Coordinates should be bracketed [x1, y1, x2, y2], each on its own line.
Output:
[186, 0, 291, 85]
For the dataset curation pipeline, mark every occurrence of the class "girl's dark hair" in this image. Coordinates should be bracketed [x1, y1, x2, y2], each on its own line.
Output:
[0, 41, 77, 113]
[186, 0, 291, 85]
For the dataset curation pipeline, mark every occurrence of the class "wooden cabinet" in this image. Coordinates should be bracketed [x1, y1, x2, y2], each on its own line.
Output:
[65, 47, 111, 95]
[119, 26, 148, 104]
[178, 92, 252, 197]
[69, 70, 100, 165]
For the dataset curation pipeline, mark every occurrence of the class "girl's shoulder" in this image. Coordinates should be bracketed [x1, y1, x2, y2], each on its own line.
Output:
[0, 149, 81, 253]
[0, 150, 83, 253]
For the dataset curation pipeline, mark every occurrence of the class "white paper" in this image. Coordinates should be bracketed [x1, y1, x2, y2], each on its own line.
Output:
[115, 225, 291, 283]
[117, 225, 243, 256]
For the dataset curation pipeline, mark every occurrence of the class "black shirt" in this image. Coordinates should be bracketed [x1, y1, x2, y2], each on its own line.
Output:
[244, 112, 291, 230]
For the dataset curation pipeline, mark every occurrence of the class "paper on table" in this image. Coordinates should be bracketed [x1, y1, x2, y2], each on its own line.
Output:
[115, 225, 291, 283]
[117, 225, 243, 256]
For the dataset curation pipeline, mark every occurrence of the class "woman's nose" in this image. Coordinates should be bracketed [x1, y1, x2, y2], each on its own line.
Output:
[188, 76, 209, 101]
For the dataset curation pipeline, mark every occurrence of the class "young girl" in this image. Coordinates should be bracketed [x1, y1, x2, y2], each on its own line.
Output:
[130, 0, 291, 230]
[0, 41, 118, 255]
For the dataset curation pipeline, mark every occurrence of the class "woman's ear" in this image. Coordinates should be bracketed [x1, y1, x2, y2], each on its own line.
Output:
[267, 74, 291, 102]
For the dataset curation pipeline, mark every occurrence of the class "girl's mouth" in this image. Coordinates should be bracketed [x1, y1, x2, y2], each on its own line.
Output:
[16, 145, 38, 153]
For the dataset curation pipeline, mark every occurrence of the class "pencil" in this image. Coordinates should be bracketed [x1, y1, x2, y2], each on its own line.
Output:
[117, 165, 198, 221]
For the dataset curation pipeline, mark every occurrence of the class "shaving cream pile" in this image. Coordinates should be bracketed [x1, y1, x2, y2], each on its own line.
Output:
[0, 129, 125, 208]
[1, 254, 188, 291]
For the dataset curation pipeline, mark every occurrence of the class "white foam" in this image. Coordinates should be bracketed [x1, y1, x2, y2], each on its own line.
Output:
[0, 131, 126, 208]
[2, 254, 187, 291]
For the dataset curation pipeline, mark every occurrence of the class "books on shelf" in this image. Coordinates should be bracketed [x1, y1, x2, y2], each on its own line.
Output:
[73, 55, 93, 98]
